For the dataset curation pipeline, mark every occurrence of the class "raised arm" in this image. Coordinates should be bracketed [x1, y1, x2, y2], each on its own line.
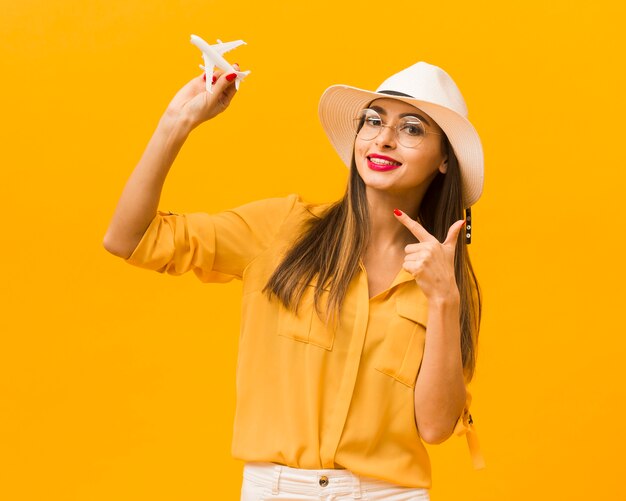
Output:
[103, 67, 241, 259]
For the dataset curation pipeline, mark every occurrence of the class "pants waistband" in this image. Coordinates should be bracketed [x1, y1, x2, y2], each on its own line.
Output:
[243, 461, 422, 498]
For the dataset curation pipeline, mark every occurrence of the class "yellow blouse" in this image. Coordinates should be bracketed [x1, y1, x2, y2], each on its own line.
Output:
[124, 193, 485, 488]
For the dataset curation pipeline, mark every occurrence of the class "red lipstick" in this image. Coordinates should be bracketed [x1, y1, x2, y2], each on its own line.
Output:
[367, 153, 402, 172]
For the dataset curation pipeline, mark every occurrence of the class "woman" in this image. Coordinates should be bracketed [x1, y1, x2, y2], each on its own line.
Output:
[104, 60, 485, 500]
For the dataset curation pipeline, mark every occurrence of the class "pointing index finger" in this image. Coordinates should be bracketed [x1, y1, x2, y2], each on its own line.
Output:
[393, 208, 435, 243]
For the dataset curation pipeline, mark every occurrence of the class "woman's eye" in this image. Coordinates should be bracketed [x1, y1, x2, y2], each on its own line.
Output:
[401, 123, 424, 136]
[366, 117, 382, 127]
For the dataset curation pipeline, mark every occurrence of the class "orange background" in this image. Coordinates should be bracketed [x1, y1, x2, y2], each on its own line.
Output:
[1, 0, 624, 499]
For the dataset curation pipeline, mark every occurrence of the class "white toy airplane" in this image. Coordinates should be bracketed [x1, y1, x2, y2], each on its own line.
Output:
[190, 34, 250, 93]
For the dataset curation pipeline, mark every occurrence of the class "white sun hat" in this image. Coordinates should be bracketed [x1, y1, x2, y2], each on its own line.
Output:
[318, 61, 484, 208]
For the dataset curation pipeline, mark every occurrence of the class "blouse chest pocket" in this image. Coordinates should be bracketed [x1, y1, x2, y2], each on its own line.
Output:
[375, 291, 428, 388]
[277, 283, 335, 351]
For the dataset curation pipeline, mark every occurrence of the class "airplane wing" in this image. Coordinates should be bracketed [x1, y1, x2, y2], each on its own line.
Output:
[211, 40, 246, 56]
[199, 62, 215, 93]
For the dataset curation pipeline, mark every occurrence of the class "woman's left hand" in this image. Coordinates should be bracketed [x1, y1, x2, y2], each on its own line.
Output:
[394, 210, 465, 302]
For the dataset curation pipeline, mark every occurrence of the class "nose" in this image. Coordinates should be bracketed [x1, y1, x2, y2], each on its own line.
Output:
[375, 124, 397, 149]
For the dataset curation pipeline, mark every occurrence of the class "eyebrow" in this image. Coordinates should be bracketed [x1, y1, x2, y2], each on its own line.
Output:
[369, 105, 432, 126]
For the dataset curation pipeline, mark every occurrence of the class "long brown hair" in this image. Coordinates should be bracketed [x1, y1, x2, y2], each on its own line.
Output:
[262, 135, 482, 383]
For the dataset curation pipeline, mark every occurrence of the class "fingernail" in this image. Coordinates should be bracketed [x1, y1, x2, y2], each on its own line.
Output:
[226, 73, 237, 82]
[202, 73, 206, 82]
[212, 75, 217, 84]
[393, 209, 402, 216]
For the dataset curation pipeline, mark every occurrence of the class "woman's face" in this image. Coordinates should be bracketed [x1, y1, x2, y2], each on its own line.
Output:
[353, 98, 447, 196]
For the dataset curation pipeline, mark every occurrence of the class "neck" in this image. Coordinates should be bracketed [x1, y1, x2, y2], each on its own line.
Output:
[365, 186, 425, 251]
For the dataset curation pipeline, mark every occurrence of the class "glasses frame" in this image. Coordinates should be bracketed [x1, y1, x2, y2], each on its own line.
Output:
[353, 108, 443, 148]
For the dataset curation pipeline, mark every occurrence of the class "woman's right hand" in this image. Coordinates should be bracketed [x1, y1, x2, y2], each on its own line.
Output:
[163, 65, 242, 131]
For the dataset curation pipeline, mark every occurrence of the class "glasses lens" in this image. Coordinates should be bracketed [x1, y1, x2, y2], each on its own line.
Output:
[397, 116, 426, 147]
[353, 109, 382, 140]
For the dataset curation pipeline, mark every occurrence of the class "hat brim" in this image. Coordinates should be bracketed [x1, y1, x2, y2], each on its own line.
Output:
[318, 85, 484, 207]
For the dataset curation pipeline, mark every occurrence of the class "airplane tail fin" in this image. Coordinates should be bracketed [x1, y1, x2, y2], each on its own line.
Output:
[234, 70, 251, 91]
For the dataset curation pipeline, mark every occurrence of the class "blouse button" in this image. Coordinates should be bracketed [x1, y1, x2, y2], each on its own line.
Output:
[319, 475, 329, 487]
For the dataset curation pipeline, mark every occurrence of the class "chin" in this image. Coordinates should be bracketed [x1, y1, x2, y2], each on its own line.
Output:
[357, 162, 398, 184]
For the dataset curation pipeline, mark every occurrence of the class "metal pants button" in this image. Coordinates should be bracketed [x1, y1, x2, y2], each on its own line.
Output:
[319, 475, 329, 487]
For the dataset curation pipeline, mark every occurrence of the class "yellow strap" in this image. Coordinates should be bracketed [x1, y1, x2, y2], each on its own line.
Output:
[453, 411, 486, 469]
[465, 420, 486, 470]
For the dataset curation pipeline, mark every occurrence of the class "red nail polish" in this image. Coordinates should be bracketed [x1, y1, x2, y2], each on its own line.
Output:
[226, 73, 237, 82]
[393, 209, 402, 216]
[202, 73, 206, 81]
[212, 75, 217, 84]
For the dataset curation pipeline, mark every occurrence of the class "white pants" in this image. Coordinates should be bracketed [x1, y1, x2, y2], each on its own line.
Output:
[241, 462, 430, 500]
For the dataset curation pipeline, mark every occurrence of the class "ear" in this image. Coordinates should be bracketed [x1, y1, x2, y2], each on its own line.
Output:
[438, 155, 448, 174]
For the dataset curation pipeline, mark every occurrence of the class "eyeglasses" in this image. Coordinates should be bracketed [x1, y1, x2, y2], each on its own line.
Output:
[352, 108, 442, 148]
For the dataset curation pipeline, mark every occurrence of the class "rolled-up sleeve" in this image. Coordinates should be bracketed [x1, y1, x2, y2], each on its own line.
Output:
[452, 385, 486, 469]
[124, 194, 300, 283]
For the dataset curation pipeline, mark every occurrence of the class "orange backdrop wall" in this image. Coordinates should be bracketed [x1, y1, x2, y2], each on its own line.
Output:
[1, 1, 624, 499]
